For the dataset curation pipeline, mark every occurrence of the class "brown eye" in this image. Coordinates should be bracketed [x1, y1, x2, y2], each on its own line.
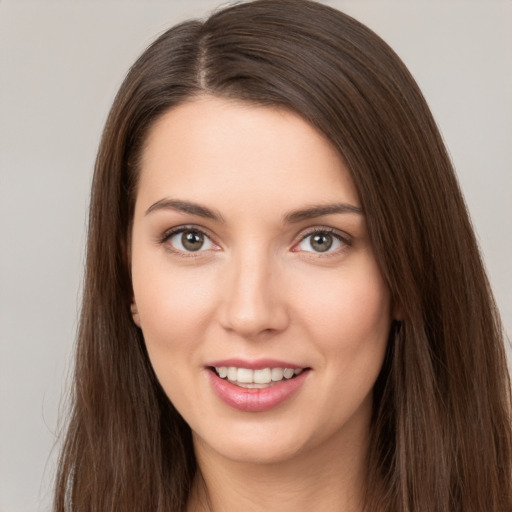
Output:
[310, 233, 333, 252]
[181, 230, 205, 251]
[166, 228, 216, 253]
[295, 229, 347, 254]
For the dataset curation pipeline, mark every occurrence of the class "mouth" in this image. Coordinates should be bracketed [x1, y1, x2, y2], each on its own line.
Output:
[209, 366, 308, 389]
[206, 361, 310, 412]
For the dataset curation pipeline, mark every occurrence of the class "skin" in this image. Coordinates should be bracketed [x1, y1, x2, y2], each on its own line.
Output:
[130, 96, 393, 511]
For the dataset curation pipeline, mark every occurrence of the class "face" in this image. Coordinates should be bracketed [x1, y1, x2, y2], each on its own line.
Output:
[130, 96, 392, 466]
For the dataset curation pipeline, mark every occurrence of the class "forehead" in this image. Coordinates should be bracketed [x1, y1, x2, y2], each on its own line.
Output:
[137, 95, 359, 213]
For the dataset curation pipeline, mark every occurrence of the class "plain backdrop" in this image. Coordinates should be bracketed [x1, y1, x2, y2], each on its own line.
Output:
[0, 1, 511, 511]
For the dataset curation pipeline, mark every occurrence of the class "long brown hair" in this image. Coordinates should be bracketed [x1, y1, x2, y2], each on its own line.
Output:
[54, 1, 512, 510]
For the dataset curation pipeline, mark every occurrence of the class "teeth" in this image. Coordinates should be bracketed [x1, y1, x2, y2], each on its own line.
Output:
[283, 368, 295, 379]
[237, 368, 253, 383]
[254, 368, 272, 384]
[271, 368, 283, 381]
[227, 367, 237, 381]
[214, 366, 303, 385]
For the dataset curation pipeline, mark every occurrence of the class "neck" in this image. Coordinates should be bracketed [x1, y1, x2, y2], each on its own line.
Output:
[187, 426, 369, 512]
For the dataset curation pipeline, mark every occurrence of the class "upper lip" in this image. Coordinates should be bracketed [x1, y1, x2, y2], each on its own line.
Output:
[206, 358, 307, 370]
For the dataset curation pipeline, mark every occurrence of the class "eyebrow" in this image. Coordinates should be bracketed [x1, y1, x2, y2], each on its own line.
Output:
[283, 203, 363, 223]
[145, 198, 225, 222]
[145, 198, 362, 224]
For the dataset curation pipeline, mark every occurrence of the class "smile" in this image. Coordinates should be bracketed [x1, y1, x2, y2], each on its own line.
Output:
[213, 366, 304, 388]
[207, 361, 310, 412]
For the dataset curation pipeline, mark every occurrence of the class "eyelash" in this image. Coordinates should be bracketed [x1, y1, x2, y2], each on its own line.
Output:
[159, 225, 219, 257]
[159, 225, 352, 256]
[293, 227, 352, 255]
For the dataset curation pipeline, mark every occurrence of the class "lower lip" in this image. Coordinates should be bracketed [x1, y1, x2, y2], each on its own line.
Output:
[207, 369, 308, 412]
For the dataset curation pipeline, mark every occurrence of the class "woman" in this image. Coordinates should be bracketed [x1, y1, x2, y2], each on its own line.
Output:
[54, 1, 512, 511]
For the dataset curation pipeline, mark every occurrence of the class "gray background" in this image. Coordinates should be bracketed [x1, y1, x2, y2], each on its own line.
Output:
[1, 1, 511, 511]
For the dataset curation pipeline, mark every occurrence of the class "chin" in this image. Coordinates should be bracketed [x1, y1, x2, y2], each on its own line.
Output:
[192, 420, 328, 467]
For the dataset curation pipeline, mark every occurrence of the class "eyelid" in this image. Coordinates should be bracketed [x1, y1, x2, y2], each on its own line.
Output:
[291, 226, 353, 254]
[159, 224, 220, 255]
[157, 224, 352, 256]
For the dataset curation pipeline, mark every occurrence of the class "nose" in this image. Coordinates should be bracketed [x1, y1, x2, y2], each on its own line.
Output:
[219, 249, 290, 339]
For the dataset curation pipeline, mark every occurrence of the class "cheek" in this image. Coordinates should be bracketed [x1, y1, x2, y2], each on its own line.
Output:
[294, 263, 391, 428]
[293, 256, 392, 409]
[131, 252, 219, 358]
[131, 258, 219, 408]
[298, 265, 391, 346]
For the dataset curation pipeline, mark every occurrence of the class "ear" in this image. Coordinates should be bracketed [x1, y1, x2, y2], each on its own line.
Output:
[131, 299, 141, 327]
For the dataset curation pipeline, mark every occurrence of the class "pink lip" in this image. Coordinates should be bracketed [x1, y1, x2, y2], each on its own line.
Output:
[206, 363, 309, 413]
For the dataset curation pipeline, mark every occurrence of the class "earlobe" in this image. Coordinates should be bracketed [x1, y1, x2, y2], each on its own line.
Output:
[131, 300, 141, 327]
